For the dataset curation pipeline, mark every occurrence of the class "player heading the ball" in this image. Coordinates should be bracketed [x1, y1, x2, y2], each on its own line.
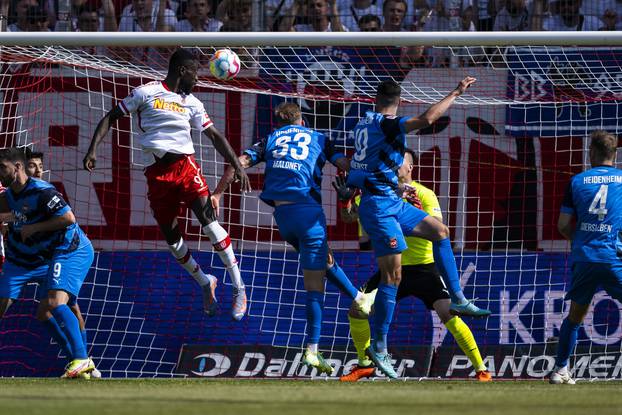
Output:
[213, 102, 376, 376]
[340, 77, 491, 378]
[84, 48, 251, 321]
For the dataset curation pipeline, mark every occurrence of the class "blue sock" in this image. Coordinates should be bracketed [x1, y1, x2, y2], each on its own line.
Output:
[373, 283, 398, 354]
[326, 262, 358, 300]
[51, 305, 87, 360]
[306, 291, 324, 345]
[432, 238, 467, 303]
[556, 318, 580, 368]
[81, 329, 88, 352]
[42, 316, 73, 359]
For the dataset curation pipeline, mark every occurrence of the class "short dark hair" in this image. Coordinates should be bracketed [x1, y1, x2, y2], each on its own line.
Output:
[358, 14, 381, 28]
[403, 148, 417, 165]
[0, 147, 27, 165]
[383, 0, 408, 14]
[28, 150, 44, 160]
[168, 48, 198, 73]
[274, 102, 302, 126]
[376, 80, 401, 108]
[590, 130, 617, 160]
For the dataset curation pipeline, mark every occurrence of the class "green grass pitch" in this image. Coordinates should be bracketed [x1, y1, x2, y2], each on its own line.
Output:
[0, 378, 621, 415]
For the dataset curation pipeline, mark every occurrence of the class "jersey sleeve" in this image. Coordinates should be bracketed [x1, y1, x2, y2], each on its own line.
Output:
[190, 99, 214, 132]
[324, 135, 346, 165]
[118, 86, 147, 115]
[243, 138, 267, 167]
[380, 116, 409, 144]
[560, 180, 575, 215]
[38, 188, 70, 217]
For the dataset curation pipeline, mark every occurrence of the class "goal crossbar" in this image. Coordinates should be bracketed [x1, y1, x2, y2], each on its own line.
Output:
[1, 31, 622, 47]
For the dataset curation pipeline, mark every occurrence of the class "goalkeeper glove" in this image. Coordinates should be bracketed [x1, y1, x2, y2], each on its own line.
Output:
[332, 174, 356, 202]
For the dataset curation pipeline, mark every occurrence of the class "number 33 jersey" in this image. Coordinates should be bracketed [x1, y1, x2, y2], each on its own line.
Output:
[244, 124, 344, 206]
[561, 165, 622, 263]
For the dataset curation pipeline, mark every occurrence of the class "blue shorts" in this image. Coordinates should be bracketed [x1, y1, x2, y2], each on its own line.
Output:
[273, 203, 328, 271]
[358, 194, 428, 257]
[566, 262, 622, 305]
[0, 241, 94, 301]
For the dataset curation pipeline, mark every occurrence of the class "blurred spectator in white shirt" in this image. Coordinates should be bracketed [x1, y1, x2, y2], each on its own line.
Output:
[7, 0, 39, 31]
[280, 0, 346, 31]
[217, 0, 253, 31]
[338, 0, 382, 31]
[175, 0, 222, 31]
[494, 0, 530, 31]
[118, 0, 177, 32]
[543, 0, 603, 30]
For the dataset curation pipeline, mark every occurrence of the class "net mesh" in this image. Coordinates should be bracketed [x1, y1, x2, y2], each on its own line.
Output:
[0, 42, 621, 379]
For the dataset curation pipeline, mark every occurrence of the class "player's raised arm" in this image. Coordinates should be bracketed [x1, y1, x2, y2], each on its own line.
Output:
[83, 106, 125, 172]
[203, 125, 251, 193]
[402, 76, 476, 133]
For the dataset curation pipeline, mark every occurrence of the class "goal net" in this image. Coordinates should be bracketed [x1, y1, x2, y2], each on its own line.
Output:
[1, 33, 621, 379]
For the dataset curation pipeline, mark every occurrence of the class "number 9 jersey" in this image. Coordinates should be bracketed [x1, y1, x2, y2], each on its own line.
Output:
[347, 111, 409, 199]
[244, 124, 344, 206]
[561, 165, 622, 263]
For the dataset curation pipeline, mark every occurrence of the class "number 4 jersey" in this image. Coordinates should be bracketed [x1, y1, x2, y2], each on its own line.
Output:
[244, 124, 345, 206]
[561, 165, 622, 263]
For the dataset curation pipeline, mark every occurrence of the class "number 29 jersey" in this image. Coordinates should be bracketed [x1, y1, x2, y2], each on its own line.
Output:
[561, 165, 622, 263]
[347, 111, 409, 199]
[244, 124, 344, 206]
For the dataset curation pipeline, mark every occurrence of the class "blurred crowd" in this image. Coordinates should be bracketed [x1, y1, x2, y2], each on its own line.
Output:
[2, 0, 622, 33]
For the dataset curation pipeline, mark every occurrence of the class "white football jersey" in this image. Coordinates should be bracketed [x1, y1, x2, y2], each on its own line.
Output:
[119, 81, 213, 166]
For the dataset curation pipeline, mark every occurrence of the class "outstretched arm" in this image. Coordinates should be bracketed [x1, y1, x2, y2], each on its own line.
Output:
[402, 76, 476, 133]
[211, 154, 253, 216]
[83, 106, 124, 172]
[203, 126, 252, 193]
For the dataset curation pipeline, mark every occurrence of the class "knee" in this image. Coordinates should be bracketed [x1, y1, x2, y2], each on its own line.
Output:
[348, 306, 367, 320]
[383, 271, 401, 286]
[436, 224, 450, 240]
[47, 298, 64, 310]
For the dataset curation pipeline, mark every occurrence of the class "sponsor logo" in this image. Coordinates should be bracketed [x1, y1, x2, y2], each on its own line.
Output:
[434, 345, 622, 379]
[153, 98, 186, 113]
[389, 237, 398, 249]
[176, 345, 428, 378]
[47, 195, 61, 210]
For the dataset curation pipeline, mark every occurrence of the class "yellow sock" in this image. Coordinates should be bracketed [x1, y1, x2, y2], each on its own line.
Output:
[445, 316, 486, 372]
[348, 315, 372, 366]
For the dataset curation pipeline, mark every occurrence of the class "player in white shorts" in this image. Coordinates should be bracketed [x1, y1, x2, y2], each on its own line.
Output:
[83, 48, 251, 321]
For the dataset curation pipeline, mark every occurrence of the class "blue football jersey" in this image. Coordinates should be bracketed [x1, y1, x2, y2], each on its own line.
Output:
[4, 178, 87, 269]
[561, 165, 622, 263]
[244, 124, 345, 206]
[347, 111, 408, 198]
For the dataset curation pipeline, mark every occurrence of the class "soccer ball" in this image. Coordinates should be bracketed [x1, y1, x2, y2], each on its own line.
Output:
[209, 49, 241, 80]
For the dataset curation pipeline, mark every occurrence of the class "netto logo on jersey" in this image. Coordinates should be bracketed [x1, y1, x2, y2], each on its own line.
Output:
[153, 99, 186, 113]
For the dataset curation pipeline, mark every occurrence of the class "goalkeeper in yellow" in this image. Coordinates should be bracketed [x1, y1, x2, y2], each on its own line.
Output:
[336, 148, 491, 382]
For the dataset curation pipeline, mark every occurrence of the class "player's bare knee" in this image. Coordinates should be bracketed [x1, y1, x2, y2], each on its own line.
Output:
[433, 300, 453, 323]
[348, 306, 366, 320]
[436, 224, 450, 240]
[326, 251, 334, 266]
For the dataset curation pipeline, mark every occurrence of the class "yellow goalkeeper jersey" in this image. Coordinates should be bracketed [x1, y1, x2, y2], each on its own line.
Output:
[402, 180, 442, 266]
[354, 180, 442, 265]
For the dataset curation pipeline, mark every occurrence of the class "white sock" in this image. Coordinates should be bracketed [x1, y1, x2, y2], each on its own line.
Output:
[168, 237, 211, 286]
[202, 221, 244, 289]
[307, 343, 318, 353]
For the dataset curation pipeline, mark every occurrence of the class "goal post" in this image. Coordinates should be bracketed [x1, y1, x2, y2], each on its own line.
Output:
[1, 32, 621, 379]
